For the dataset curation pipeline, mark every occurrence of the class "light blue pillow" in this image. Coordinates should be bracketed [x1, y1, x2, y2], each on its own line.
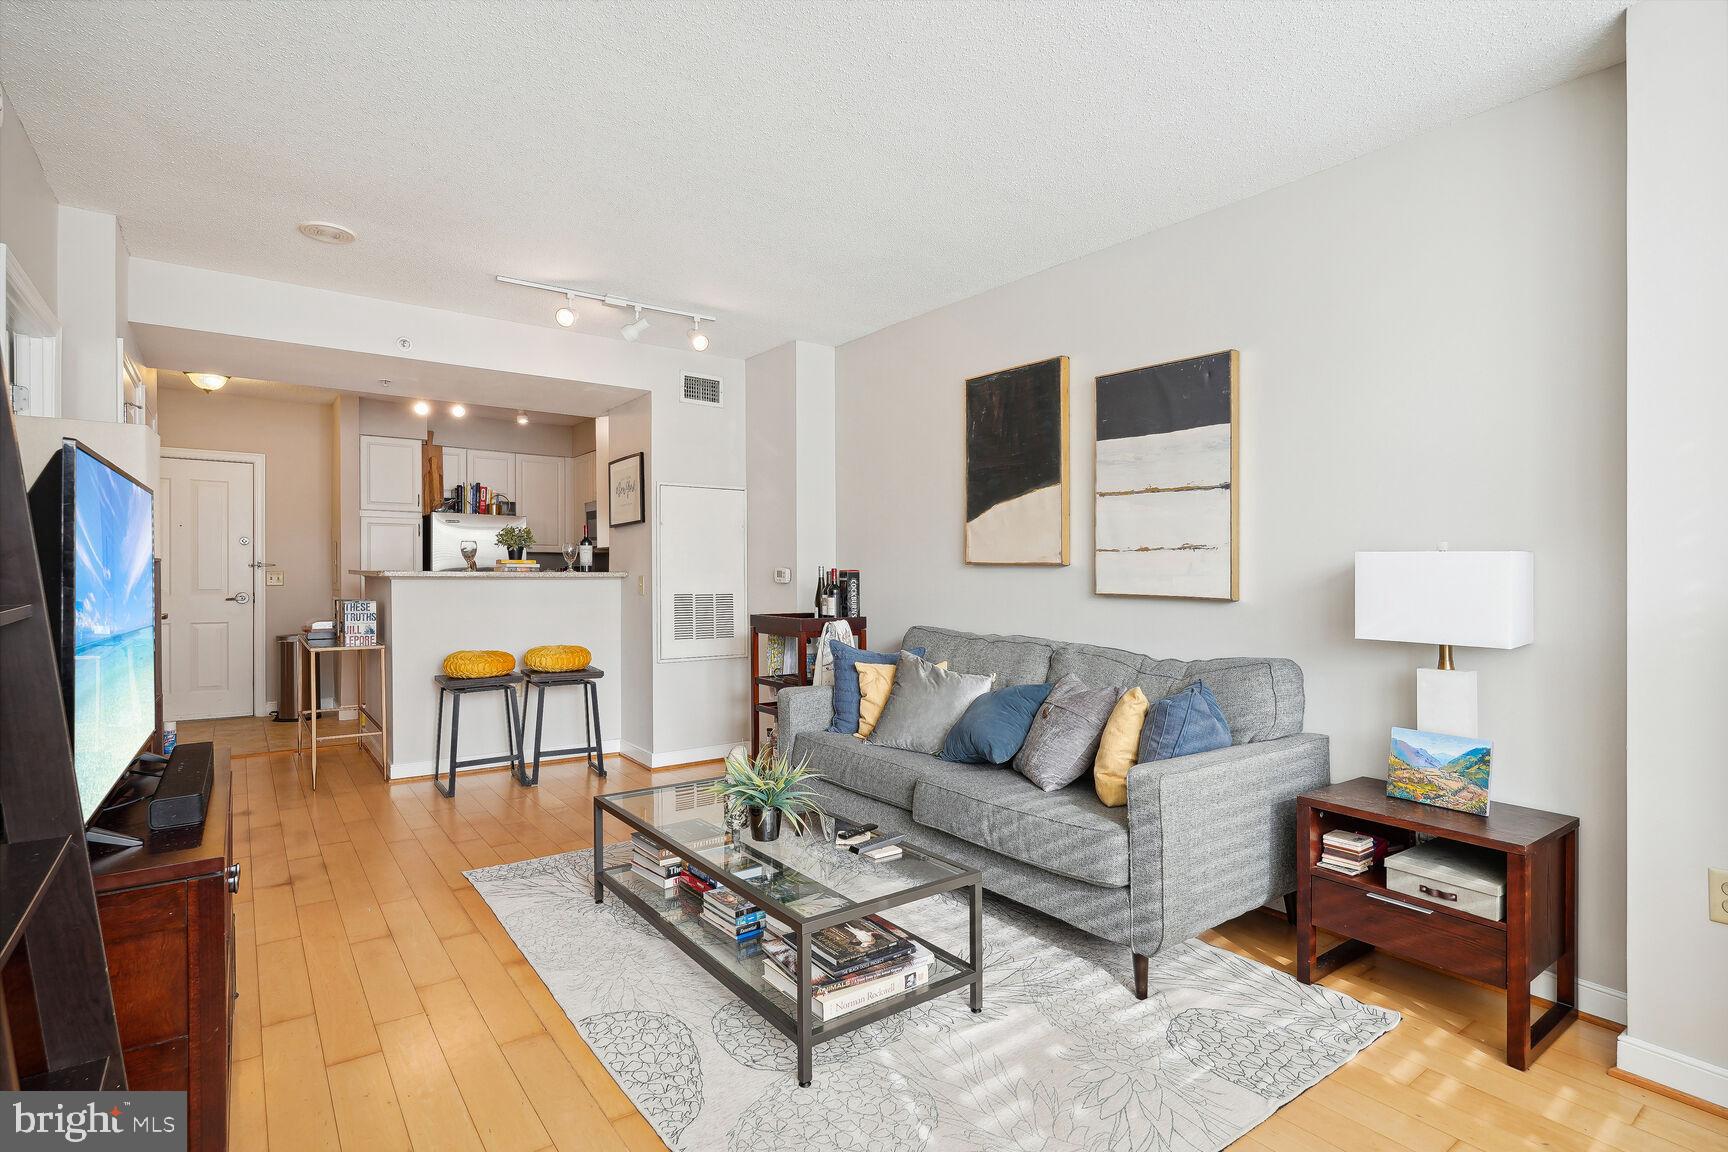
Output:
[1140, 681, 1232, 762]
[940, 682, 1052, 764]
[827, 643, 926, 734]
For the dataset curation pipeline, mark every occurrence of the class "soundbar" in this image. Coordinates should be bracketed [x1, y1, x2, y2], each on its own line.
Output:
[148, 740, 215, 832]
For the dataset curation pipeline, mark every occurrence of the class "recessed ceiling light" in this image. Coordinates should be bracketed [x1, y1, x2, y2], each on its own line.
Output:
[450, 404, 466, 418]
[516, 411, 529, 425]
[187, 372, 228, 393]
[412, 400, 431, 416]
[297, 221, 356, 245]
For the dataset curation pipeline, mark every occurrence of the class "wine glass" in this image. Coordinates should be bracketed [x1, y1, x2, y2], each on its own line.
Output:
[562, 543, 578, 572]
[459, 540, 479, 571]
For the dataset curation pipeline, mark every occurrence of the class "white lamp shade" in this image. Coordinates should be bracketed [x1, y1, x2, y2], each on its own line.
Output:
[1354, 551, 1534, 649]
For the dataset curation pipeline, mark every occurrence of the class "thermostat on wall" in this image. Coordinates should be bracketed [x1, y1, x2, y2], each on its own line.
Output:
[773, 567, 791, 584]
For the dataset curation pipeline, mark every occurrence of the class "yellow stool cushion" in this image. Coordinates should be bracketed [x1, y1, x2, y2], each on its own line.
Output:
[524, 644, 592, 672]
[442, 650, 516, 679]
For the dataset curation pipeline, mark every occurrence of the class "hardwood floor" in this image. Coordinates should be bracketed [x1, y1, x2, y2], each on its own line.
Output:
[198, 717, 1726, 1152]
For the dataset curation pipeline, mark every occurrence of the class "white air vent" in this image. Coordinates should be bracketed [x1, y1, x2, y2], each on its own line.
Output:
[672, 592, 737, 642]
[681, 373, 723, 407]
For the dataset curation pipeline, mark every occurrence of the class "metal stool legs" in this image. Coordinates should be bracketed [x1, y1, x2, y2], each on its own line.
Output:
[516, 675, 606, 786]
[433, 677, 525, 798]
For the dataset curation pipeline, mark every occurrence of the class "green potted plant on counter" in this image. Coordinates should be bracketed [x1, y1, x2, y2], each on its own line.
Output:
[719, 744, 821, 842]
[496, 524, 536, 561]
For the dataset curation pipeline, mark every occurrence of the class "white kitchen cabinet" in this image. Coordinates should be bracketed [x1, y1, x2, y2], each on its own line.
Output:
[468, 449, 515, 499]
[515, 452, 567, 548]
[440, 446, 467, 503]
[360, 512, 422, 572]
[360, 435, 424, 512]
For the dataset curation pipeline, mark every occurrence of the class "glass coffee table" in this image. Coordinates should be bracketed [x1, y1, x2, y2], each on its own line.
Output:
[594, 779, 984, 1085]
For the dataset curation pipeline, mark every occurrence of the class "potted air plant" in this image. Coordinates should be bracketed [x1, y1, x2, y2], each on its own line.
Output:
[718, 744, 821, 842]
[495, 523, 536, 560]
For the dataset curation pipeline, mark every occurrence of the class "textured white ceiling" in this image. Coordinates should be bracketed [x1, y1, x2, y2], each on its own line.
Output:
[2, 1, 1625, 359]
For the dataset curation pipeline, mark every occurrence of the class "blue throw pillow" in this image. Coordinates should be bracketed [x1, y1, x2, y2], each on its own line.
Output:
[1140, 681, 1232, 762]
[940, 682, 1053, 764]
[827, 643, 926, 734]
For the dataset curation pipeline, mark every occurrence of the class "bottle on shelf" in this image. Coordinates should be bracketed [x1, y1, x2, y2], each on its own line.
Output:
[814, 564, 828, 617]
[820, 568, 841, 618]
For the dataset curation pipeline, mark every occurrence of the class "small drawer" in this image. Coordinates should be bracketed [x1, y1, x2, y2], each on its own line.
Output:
[1310, 875, 1506, 987]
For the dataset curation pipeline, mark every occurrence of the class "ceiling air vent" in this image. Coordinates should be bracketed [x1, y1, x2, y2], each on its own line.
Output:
[672, 592, 736, 642]
[681, 373, 723, 407]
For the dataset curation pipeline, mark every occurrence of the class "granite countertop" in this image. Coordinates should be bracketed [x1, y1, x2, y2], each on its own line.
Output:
[351, 570, 629, 580]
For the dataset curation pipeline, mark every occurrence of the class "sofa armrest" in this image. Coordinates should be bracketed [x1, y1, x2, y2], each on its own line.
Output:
[775, 685, 835, 750]
[1126, 733, 1330, 956]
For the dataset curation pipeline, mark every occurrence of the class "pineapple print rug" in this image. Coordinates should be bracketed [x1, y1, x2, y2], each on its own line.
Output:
[467, 848, 1397, 1152]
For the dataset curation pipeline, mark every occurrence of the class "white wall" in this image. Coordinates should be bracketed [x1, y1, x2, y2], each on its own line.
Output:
[835, 69, 1628, 1001]
[0, 91, 58, 311]
[56, 206, 127, 421]
[746, 342, 799, 613]
[794, 341, 837, 604]
[1622, 0, 1728, 1107]
[608, 393, 653, 761]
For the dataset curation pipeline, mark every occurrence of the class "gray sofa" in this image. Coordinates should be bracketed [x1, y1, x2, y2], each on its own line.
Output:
[777, 625, 1329, 996]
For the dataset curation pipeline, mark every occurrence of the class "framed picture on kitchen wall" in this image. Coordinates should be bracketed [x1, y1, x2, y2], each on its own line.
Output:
[609, 452, 646, 527]
[1094, 350, 1239, 600]
[964, 356, 1070, 565]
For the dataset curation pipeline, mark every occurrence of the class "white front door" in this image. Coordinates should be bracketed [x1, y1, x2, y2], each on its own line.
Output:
[160, 454, 257, 719]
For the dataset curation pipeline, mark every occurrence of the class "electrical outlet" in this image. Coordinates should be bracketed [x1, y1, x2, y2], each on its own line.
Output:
[266, 570, 285, 587]
[1711, 868, 1728, 926]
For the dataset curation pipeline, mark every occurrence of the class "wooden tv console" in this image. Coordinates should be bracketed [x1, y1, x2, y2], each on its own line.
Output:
[3, 744, 235, 1152]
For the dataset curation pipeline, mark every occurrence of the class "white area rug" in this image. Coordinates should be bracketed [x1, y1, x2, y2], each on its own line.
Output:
[466, 847, 1398, 1152]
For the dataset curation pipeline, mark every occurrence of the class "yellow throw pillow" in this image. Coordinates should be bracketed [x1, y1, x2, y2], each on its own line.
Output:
[855, 659, 947, 739]
[1093, 686, 1149, 807]
[442, 650, 515, 679]
[524, 644, 592, 672]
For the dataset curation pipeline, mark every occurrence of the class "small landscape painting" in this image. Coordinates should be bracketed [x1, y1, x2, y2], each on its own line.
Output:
[964, 356, 1069, 565]
[1387, 727, 1492, 815]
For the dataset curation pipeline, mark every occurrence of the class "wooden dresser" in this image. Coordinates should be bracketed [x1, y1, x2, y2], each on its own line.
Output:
[7, 746, 236, 1150]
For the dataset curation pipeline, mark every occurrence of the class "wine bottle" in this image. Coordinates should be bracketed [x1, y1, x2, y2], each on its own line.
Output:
[814, 565, 827, 616]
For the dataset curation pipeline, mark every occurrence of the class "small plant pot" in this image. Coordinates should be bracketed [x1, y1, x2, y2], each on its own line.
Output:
[748, 805, 782, 842]
[507, 546, 526, 560]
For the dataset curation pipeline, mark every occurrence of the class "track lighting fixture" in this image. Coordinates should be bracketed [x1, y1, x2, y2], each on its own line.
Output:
[516, 411, 529, 425]
[450, 404, 467, 418]
[412, 400, 431, 416]
[187, 372, 229, 393]
[494, 275, 714, 349]
[620, 306, 650, 342]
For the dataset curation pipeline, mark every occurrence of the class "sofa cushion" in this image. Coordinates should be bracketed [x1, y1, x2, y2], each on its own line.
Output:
[1174, 658, 1304, 745]
[941, 682, 1052, 764]
[1013, 674, 1120, 791]
[827, 643, 925, 735]
[1140, 681, 1232, 762]
[912, 768, 1130, 888]
[790, 730, 952, 812]
[902, 626, 1052, 686]
[869, 653, 995, 755]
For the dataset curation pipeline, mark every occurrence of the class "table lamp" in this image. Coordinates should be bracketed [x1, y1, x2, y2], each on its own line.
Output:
[1354, 549, 1534, 737]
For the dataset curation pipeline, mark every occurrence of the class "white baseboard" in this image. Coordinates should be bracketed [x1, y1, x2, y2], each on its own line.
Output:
[641, 741, 739, 769]
[387, 739, 623, 781]
[1531, 971, 1627, 1026]
[621, 740, 653, 767]
[1617, 1034, 1728, 1109]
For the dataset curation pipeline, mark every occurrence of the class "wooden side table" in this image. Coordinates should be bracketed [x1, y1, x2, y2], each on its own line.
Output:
[1295, 777, 1578, 1070]
[747, 613, 866, 754]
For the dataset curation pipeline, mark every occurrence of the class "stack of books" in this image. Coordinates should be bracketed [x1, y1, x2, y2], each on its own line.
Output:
[303, 619, 337, 646]
[1318, 829, 1382, 877]
[493, 559, 541, 572]
[761, 916, 932, 1021]
[702, 887, 766, 943]
[630, 834, 683, 893]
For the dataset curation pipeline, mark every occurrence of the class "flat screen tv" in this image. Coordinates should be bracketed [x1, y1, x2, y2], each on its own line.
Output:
[29, 440, 158, 825]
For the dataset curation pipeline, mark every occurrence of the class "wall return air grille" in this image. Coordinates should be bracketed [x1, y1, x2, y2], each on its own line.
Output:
[672, 592, 736, 642]
[682, 374, 723, 407]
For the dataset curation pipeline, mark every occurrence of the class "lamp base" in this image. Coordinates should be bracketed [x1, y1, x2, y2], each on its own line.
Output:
[1417, 668, 1478, 737]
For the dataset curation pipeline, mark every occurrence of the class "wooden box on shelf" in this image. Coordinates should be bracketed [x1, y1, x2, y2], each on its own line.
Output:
[747, 613, 867, 754]
[1295, 776, 1578, 1070]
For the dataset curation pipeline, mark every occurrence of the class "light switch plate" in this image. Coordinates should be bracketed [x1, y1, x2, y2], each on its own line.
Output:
[1710, 868, 1728, 926]
[266, 571, 285, 587]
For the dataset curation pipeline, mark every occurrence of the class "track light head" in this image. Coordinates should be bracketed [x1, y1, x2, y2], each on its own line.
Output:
[688, 319, 708, 352]
[555, 292, 576, 327]
[621, 307, 650, 342]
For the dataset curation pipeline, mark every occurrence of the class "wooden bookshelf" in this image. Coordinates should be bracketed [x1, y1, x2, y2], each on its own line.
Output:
[747, 613, 866, 755]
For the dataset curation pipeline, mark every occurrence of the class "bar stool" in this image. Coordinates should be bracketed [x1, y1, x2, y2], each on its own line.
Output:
[432, 671, 526, 797]
[517, 667, 606, 786]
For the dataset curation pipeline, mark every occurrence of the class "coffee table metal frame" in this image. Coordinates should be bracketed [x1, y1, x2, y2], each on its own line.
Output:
[594, 780, 984, 1086]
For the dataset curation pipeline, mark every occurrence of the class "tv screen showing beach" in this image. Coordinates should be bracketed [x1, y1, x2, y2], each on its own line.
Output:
[72, 447, 156, 822]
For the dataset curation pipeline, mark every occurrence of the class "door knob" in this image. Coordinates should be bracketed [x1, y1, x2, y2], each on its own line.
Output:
[226, 592, 251, 604]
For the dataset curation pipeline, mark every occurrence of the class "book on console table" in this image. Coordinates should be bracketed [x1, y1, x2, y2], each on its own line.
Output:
[761, 937, 932, 1020]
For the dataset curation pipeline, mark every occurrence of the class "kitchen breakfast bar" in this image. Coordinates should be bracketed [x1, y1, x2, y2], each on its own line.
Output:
[354, 570, 626, 780]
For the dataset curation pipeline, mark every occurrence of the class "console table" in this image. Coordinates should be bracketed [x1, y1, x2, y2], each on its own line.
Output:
[1295, 776, 1578, 1070]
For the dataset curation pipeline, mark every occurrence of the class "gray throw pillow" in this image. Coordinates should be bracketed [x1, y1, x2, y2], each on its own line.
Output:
[868, 652, 995, 755]
[1013, 674, 1120, 791]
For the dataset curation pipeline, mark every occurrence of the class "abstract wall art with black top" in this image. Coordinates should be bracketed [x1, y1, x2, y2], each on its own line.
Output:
[964, 356, 1069, 565]
[1094, 350, 1239, 600]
